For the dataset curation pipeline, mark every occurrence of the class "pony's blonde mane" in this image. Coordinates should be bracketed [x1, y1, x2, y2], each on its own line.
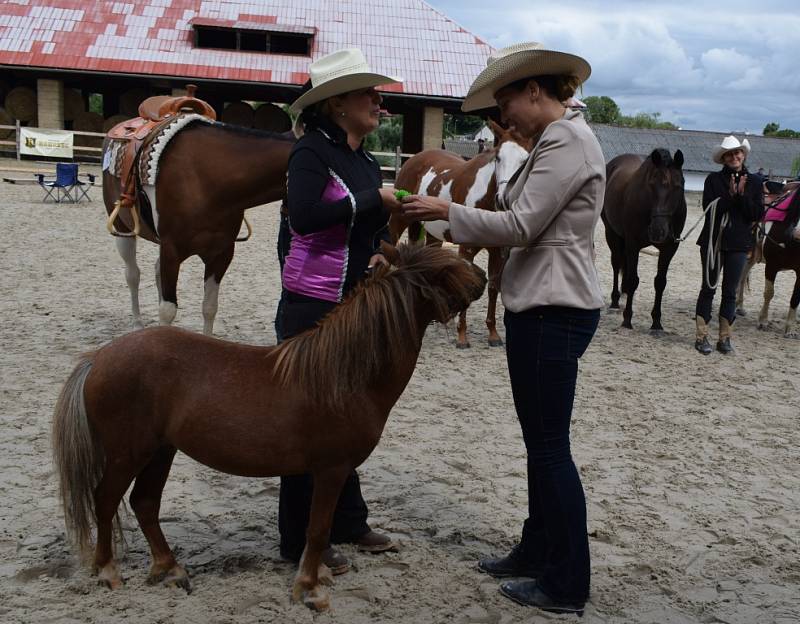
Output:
[273, 244, 480, 411]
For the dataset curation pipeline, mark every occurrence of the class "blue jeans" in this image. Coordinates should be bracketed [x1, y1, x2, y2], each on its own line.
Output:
[504, 305, 599, 603]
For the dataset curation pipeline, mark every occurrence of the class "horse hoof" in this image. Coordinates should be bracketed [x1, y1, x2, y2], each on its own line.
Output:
[621, 322, 633, 330]
[95, 562, 123, 590]
[133, 320, 145, 331]
[318, 564, 334, 587]
[736, 308, 747, 317]
[456, 342, 470, 349]
[488, 338, 504, 347]
[148, 565, 192, 594]
[649, 328, 665, 337]
[292, 583, 330, 611]
[757, 323, 768, 331]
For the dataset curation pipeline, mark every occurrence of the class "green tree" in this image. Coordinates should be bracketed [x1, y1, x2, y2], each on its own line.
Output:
[443, 113, 484, 138]
[88, 93, 103, 115]
[618, 111, 678, 130]
[583, 96, 620, 124]
[763, 122, 780, 135]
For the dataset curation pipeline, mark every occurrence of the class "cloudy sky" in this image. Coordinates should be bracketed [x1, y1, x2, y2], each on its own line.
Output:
[431, 0, 800, 134]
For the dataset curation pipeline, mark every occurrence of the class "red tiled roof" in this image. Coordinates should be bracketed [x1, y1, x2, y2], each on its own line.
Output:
[0, 0, 493, 99]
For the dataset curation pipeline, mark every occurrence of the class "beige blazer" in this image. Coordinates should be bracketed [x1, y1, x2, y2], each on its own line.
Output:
[449, 109, 606, 312]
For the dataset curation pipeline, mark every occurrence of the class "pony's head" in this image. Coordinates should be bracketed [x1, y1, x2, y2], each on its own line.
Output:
[488, 119, 532, 197]
[642, 148, 685, 244]
[274, 243, 486, 411]
[378, 242, 487, 322]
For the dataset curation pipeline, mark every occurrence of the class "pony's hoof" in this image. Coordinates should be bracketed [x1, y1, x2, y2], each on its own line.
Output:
[95, 561, 123, 590]
[488, 338, 504, 347]
[318, 563, 334, 587]
[292, 583, 330, 611]
[757, 323, 768, 331]
[456, 342, 471, 349]
[621, 321, 633, 329]
[147, 565, 192, 594]
[736, 307, 747, 317]
[132, 320, 145, 331]
[649, 328, 665, 337]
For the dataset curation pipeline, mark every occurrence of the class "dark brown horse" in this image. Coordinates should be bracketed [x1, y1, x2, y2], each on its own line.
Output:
[389, 120, 531, 348]
[602, 149, 687, 332]
[103, 121, 295, 335]
[52, 243, 486, 611]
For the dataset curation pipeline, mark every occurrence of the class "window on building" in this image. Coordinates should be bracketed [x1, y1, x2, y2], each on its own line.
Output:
[194, 25, 312, 56]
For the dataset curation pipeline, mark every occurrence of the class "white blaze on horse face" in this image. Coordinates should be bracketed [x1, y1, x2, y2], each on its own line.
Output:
[495, 141, 529, 196]
[465, 160, 495, 208]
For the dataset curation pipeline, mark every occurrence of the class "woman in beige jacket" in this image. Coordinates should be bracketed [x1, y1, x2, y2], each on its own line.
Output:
[401, 42, 604, 616]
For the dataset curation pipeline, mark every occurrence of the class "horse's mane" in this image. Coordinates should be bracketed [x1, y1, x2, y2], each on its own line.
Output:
[208, 121, 296, 142]
[272, 244, 478, 411]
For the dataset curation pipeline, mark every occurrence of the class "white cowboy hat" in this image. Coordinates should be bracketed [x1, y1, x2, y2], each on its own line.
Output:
[462, 42, 591, 112]
[289, 48, 402, 113]
[712, 135, 751, 164]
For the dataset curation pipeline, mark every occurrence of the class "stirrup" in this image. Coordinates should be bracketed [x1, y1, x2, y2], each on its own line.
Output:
[107, 199, 141, 237]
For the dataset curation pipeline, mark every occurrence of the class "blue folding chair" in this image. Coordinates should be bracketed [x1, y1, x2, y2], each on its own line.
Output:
[74, 171, 97, 202]
[37, 162, 79, 203]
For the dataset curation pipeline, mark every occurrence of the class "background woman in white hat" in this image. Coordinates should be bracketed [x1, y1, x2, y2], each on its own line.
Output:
[401, 42, 604, 616]
[694, 135, 763, 354]
[277, 47, 403, 574]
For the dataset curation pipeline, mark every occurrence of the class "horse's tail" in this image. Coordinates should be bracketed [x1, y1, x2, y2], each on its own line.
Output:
[52, 353, 108, 555]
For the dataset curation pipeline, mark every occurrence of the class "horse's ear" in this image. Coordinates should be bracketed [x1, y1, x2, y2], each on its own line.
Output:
[673, 150, 684, 169]
[650, 149, 663, 167]
[488, 119, 505, 143]
[379, 240, 400, 265]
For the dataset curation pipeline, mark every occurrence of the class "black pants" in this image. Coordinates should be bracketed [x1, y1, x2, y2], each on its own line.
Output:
[274, 211, 291, 342]
[505, 305, 599, 604]
[277, 289, 370, 560]
[695, 247, 749, 324]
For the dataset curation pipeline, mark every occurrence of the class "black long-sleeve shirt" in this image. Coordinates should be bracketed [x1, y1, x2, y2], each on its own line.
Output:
[697, 166, 763, 251]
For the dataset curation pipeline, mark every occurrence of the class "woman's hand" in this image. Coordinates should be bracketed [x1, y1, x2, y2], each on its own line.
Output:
[367, 253, 389, 269]
[378, 187, 404, 214]
[399, 194, 451, 221]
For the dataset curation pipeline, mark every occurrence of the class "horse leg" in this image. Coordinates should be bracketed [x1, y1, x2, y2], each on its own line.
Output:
[757, 266, 777, 330]
[114, 236, 144, 330]
[606, 227, 625, 309]
[456, 246, 480, 348]
[736, 253, 756, 316]
[157, 245, 180, 326]
[93, 465, 139, 589]
[154, 256, 162, 304]
[621, 247, 640, 329]
[128, 445, 191, 592]
[784, 272, 800, 338]
[650, 244, 677, 334]
[292, 466, 351, 611]
[201, 244, 235, 336]
[486, 247, 504, 347]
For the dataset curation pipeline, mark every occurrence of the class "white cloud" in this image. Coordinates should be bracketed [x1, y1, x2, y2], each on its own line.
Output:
[430, 0, 800, 131]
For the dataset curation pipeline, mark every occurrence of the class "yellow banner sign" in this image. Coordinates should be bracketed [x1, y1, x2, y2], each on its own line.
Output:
[20, 128, 74, 158]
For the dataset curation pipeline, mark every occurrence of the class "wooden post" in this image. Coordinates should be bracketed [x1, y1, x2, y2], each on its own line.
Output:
[16, 119, 20, 161]
[395, 145, 401, 180]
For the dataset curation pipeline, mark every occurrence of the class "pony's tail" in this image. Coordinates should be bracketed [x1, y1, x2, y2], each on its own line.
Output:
[52, 353, 106, 556]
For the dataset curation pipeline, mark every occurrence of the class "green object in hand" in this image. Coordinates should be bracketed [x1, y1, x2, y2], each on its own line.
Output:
[395, 189, 411, 200]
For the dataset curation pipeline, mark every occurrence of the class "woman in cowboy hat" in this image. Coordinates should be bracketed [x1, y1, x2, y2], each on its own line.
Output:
[401, 42, 604, 616]
[277, 47, 403, 574]
[694, 135, 763, 354]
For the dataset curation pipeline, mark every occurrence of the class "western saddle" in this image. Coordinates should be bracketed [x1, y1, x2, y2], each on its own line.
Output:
[106, 85, 216, 237]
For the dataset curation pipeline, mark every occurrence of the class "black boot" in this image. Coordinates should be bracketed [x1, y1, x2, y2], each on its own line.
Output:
[477, 544, 541, 578]
[499, 580, 585, 616]
[694, 336, 713, 355]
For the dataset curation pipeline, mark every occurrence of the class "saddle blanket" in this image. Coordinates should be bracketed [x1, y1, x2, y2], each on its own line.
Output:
[764, 188, 797, 222]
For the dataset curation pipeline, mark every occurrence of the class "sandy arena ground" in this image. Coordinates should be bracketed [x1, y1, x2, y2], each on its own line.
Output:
[0, 159, 798, 623]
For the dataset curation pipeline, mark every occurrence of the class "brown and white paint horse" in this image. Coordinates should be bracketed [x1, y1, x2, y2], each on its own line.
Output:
[103, 119, 294, 335]
[389, 120, 532, 348]
[737, 180, 800, 337]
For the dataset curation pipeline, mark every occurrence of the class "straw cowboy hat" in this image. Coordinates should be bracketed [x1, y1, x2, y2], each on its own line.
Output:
[712, 135, 751, 164]
[289, 48, 402, 113]
[462, 42, 591, 112]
